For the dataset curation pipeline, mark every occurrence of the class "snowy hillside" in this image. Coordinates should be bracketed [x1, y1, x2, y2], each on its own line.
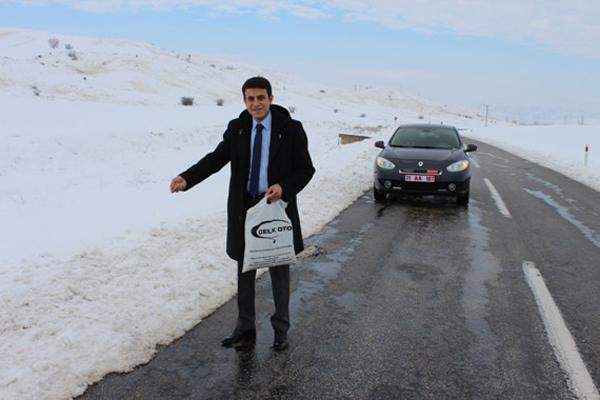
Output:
[0, 27, 457, 114]
[1, 28, 243, 105]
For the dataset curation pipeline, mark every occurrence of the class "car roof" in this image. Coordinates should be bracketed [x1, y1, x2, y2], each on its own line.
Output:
[397, 123, 458, 130]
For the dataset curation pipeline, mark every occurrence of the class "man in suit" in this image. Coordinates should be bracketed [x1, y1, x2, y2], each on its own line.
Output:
[170, 76, 315, 351]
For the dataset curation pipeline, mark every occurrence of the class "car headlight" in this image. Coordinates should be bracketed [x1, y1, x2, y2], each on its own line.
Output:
[446, 160, 470, 172]
[376, 157, 395, 169]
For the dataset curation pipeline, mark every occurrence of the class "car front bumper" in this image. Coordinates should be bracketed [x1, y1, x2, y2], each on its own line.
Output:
[374, 169, 471, 196]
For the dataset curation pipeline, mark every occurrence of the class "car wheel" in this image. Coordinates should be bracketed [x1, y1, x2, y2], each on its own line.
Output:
[374, 187, 387, 203]
[456, 191, 469, 206]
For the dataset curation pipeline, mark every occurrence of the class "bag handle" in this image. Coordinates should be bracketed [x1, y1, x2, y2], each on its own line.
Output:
[263, 196, 287, 209]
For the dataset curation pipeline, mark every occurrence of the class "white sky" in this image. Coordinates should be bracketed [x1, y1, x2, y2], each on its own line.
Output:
[19, 1, 600, 54]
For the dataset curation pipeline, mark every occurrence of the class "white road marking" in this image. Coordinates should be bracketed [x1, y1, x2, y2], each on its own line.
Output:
[524, 189, 600, 250]
[483, 178, 511, 218]
[479, 151, 511, 163]
[523, 261, 600, 400]
[471, 157, 481, 169]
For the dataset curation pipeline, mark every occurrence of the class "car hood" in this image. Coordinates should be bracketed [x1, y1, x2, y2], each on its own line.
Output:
[381, 147, 463, 162]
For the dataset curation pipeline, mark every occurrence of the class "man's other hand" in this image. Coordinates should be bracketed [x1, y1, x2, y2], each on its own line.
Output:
[266, 184, 282, 202]
[170, 176, 187, 193]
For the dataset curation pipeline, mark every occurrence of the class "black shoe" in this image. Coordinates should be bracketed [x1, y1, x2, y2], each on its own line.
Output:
[221, 329, 256, 348]
[273, 332, 289, 352]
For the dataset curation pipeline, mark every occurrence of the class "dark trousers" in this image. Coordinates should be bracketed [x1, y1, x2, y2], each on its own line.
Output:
[236, 261, 290, 333]
[235, 194, 290, 334]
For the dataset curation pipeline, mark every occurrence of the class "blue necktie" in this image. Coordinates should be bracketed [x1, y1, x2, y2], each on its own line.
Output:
[249, 123, 264, 197]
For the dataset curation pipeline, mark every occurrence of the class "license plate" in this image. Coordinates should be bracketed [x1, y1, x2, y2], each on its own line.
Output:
[405, 174, 435, 183]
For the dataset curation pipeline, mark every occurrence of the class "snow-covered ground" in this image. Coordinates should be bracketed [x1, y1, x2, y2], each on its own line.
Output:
[467, 125, 600, 193]
[1, 27, 599, 400]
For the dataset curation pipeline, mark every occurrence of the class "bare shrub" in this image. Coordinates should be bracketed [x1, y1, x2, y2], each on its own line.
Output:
[333, 108, 338, 113]
[360, 113, 366, 118]
[31, 85, 40, 96]
[48, 38, 59, 49]
[181, 97, 194, 106]
[68, 51, 78, 61]
[288, 106, 296, 114]
[216, 98, 224, 106]
[65, 43, 73, 50]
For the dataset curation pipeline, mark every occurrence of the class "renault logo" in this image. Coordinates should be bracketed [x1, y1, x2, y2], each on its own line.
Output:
[418, 161, 424, 167]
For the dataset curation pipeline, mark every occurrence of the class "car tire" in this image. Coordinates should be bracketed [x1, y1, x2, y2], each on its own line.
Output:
[374, 187, 386, 203]
[456, 191, 469, 206]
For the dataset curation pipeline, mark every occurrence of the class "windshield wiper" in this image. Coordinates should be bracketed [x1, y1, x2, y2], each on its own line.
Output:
[391, 145, 454, 149]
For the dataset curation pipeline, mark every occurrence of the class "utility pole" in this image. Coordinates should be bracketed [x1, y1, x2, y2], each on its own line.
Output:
[484, 104, 489, 127]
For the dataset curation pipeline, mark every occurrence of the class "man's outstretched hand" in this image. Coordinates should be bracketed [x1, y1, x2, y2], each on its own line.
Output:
[170, 176, 187, 193]
[266, 184, 283, 202]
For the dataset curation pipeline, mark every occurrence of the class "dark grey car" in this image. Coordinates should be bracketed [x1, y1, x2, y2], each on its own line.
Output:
[373, 124, 477, 206]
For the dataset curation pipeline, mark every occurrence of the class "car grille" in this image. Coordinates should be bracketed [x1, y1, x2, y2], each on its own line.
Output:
[400, 168, 442, 175]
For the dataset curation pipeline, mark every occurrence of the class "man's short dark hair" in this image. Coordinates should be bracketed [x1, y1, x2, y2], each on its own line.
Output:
[242, 76, 272, 98]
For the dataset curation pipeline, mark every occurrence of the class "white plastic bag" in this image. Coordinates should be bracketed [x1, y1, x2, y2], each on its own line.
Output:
[242, 198, 296, 272]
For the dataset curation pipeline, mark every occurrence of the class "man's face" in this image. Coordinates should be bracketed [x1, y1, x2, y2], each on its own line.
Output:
[244, 88, 273, 122]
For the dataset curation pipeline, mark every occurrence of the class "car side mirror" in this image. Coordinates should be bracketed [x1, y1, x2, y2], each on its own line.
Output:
[375, 140, 385, 149]
[465, 143, 477, 152]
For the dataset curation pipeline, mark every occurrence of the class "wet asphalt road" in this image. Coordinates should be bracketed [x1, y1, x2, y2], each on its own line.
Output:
[79, 139, 600, 399]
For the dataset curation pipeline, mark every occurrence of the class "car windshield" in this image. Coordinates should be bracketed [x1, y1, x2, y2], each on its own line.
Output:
[389, 127, 461, 149]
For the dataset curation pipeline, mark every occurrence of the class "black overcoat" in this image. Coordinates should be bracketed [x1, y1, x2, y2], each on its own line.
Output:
[180, 104, 315, 261]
